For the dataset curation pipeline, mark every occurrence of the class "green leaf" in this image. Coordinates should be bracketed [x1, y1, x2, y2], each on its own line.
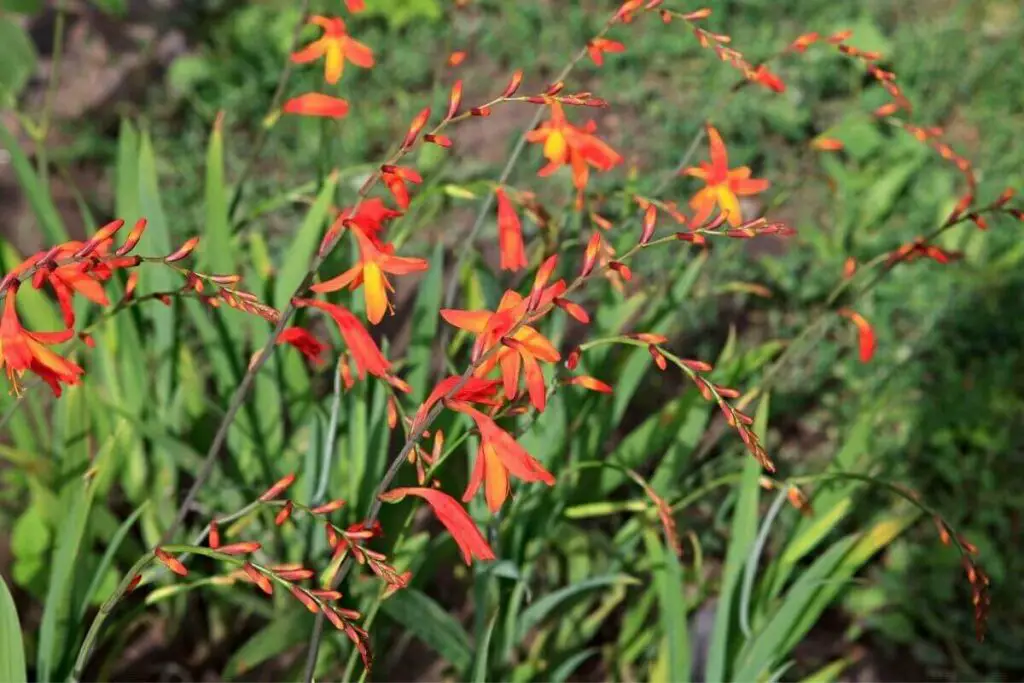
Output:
[0, 17, 36, 101]
[76, 503, 148, 620]
[517, 574, 639, 642]
[201, 115, 233, 274]
[137, 131, 178, 406]
[36, 386, 96, 681]
[274, 171, 338, 309]
[856, 156, 924, 231]
[0, 122, 67, 244]
[705, 394, 769, 683]
[733, 537, 857, 681]
[406, 242, 444, 402]
[90, 0, 127, 14]
[471, 612, 498, 683]
[550, 648, 599, 683]
[380, 588, 472, 672]
[0, 0, 41, 13]
[0, 574, 27, 683]
[645, 530, 690, 681]
[223, 611, 314, 679]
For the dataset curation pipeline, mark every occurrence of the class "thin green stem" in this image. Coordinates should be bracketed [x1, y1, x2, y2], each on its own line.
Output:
[70, 552, 154, 681]
[35, 0, 66, 187]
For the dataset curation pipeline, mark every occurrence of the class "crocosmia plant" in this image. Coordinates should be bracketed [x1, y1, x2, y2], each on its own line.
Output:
[0, 0, 1018, 681]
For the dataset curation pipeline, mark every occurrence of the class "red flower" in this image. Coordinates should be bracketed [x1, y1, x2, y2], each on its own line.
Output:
[381, 165, 423, 210]
[587, 38, 626, 66]
[495, 188, 526, 271]
[0, 286, 83, 396]
[752, 64, 785, 93]
[291, 16, 374, 85]
[277, 327, 329, 365]
[320, 198, 403, 256]
[293, 298, 390, 378]
[310, 226, 428, 324]
[283, 93, 350, 119]
[839, 308, 876, 363]
[378, 487, 495, 564]
[451, 403, 555, 513]
[345, 0, 365, 12]
[413, 375, 501, 429]
[682, 124, 770, 227]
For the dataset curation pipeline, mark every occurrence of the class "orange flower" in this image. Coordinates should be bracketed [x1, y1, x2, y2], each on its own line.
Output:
[320, 198, 403, 256]
[587, 38, 626, 66]
[525, 100, 622, 193]
[378, 487, 495, 564]
[311, 227, 428, 324]
[564, 375, 613, 393]
[291, 16, 374, 85]
[441, 289, 560, 410]
[414, 375, 501, 430]
[0, 286, 84, 396]
[345, 0, 365, 12]
[683, 124, 769, 227]
[752, 64, 785, 93]
[293, 298, 390, 378]
[283, 93, 349, 118]
[16, 238, 128, 327]
[495, 187, 526, 271]
[450, 404, 555, 512]
[381, 165, 422, 210]
[277, 327, 329, 365]
[838, 308, 876, 363]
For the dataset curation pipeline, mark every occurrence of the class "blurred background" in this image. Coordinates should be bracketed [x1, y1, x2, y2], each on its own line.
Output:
[1, 0, 1022, 680]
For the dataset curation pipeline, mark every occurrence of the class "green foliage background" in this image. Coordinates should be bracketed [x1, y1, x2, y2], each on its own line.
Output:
[0, 0, 1021, 680]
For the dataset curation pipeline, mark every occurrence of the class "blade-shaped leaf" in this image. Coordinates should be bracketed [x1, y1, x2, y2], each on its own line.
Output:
[0, 573, 27, 683]
[380, 588, 473, 672]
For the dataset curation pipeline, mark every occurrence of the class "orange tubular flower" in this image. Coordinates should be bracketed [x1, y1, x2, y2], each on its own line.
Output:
[321, 198, 403, 256]
[0, 287, 84, 396]
[311, 227, 428, 324]
[752, 64, 785, 93]
[525, 100, 623, 193]
[293, 298, 390, 378]
[291, 16, 374, 85]
[839, 308, 876, 363]
[683, 125, 770, 227]
[441, 289, 560, 410]
[381, 166, 422, 210]
[451, 404, 555, 513]
[277, 327, 329, 365]
[379, 487, 495, 564]
[495, 188, 526, 271]
[283, 93, 349, 119]
[414, 375, 501, 430]
[587, 38, 626, 66]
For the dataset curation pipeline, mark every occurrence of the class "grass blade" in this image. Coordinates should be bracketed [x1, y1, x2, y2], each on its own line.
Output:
[704, 393, 770, 682]
[380, 588, 473, 672]
[0, 573, 27, 683]
[0, 120, 67, 244]
[273, 171, 338, 309]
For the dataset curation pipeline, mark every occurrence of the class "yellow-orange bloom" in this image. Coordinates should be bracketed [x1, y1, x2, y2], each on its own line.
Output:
[453, 403, 555, 513]
[441, 289, 561, 411]
[525, 100, 622, 193]
[311, 227, 428, 324]
[291, 16, 374, 85]
[682, 125, 770, 227]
